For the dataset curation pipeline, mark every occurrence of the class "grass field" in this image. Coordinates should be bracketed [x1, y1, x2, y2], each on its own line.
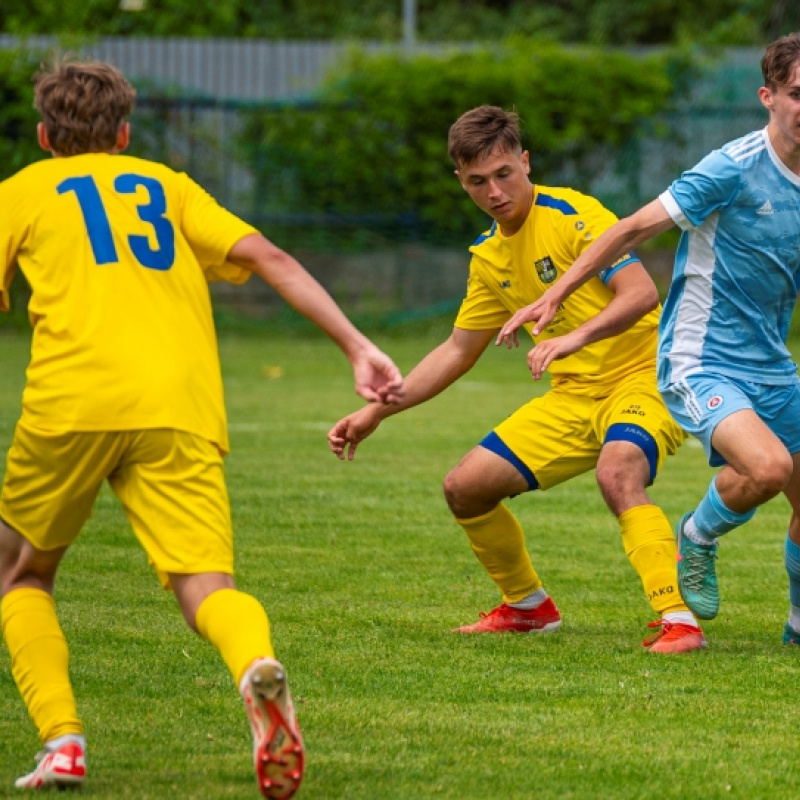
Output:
[1, 327, 800, 799]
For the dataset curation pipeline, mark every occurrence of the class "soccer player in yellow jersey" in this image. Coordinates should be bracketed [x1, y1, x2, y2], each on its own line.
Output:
[0, 60, 403, 797]
[328, 105, 706, 654]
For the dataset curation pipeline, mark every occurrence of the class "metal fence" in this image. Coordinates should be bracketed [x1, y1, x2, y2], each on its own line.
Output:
[0, 35, 473, 101]
[0, 35, 764, 103]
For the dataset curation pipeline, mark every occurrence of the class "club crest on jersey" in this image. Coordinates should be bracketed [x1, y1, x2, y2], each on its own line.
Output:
[535, 256, 557, 283]
[707, 395, 724, 410]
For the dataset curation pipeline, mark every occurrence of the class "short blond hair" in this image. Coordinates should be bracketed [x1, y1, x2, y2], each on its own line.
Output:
[34, 59, 136, 156]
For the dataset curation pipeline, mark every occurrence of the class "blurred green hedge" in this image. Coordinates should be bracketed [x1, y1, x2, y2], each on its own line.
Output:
[0, 48, 44, 328]
[0, 48, 45, 180]
[241, 42, 693, 247]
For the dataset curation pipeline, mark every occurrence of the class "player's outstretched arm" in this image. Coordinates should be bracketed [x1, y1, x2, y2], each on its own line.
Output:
[495, 198, 675, 347]
[227, 234, 403, 403]
[327, 326, 495, 460]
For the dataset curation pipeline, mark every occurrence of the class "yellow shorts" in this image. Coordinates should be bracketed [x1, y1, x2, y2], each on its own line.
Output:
[0, 422, 234, 589]
[490, 373, 686, 490]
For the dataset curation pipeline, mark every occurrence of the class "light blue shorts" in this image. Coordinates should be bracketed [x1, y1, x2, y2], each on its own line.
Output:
[661, 372, 800, 467]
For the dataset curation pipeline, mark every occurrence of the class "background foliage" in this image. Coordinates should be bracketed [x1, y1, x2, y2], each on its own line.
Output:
[0, 49, 45, 176]
[242, 43, 690, 247]
[0, 48, 45, 328]
[0, 24, 771, 328]
[2, 0, 799, 45]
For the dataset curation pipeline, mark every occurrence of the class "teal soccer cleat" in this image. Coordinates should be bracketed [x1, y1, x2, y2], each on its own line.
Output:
[676, 513, 719, 620]
[783, 623, 800, 646]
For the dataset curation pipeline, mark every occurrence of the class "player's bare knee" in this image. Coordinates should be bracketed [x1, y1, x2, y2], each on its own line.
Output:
[442, 469, 465, 515]
[595, 459, 650, 516]
[443, 468, 485, 518]
[595, 477, 638, 517]
[596, 460, 627, 494]
[596, 455, 635, 486]
[750, 454, 793, 500]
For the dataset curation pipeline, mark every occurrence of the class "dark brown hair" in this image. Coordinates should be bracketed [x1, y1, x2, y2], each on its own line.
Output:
[447, 105, 522, 167]
[761, 32, 800, 90]
[34, 59, 136, 156]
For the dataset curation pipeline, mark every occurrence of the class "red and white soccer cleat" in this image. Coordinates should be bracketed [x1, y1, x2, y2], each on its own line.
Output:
[14, 741, 86, 790]
[643, 619, 707, 654]
[453, 597, 562, 634]
[242, 659, 304, 800]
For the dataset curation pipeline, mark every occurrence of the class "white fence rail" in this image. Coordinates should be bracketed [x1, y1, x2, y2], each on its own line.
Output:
[0, 35, 472, 101]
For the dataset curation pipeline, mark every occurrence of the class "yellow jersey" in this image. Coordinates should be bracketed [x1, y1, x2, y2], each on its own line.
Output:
[455, 185, 660, 398]
[0, 153, 256, 452]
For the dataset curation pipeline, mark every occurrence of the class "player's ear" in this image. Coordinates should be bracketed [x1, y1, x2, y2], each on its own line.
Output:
[758, 86, 775, 112]
[520, 150, 531, 174]
[36, 123, 51, 153]
[116, 122, 130, 152]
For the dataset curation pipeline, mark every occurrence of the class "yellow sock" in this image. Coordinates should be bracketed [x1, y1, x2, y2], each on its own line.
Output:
[1, 588, 83, 744]
[620, 505, 689, 616]
[456, 503, 542, 604]
[195, 588, 274, 687]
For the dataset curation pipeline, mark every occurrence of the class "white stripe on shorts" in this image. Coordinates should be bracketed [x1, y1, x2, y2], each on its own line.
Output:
[674, 377, 704, 424]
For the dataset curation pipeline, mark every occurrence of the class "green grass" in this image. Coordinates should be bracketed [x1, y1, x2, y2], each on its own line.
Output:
[1, 328, 800, 799]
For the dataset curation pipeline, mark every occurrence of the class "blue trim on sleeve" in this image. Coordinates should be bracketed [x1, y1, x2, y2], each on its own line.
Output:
[598, 252, 640, 285]
[535, 193, 578, 215]
[603, 423, 658, 484]
[479, 431, 539, 491]
[472, 220, 498, 245]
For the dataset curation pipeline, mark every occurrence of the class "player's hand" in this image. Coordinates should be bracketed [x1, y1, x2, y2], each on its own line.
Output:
[352, 346, 405, 404]
[495, 291, 560, 348]
[327, 405, 383, 461]
[526, 332, 583, 380]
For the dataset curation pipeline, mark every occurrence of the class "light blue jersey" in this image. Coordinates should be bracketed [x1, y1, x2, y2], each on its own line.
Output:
[657, 128, 800, 390]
